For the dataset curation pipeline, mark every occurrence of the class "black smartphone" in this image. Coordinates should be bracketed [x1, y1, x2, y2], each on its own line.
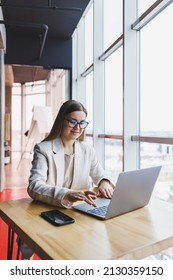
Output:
[40, 209, 75, 226]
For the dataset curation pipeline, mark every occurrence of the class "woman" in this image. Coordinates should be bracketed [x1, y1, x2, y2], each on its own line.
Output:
[20, 100, 114, 259]
[27, 100, 114, 208]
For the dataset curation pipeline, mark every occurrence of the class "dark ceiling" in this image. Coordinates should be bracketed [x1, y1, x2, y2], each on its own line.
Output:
[1, 0, 90, 83]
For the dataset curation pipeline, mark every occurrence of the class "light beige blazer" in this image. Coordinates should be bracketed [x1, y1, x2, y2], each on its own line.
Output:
[28, 138, 113, 207]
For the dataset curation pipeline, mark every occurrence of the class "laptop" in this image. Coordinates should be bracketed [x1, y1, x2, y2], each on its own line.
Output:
[73, 166, 161, 219]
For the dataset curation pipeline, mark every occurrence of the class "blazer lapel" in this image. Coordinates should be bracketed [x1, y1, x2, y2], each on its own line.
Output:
[52, 138, 64, 187]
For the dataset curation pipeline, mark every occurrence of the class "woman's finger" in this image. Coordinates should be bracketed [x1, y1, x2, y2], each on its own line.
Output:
[84, 196, 97, 207]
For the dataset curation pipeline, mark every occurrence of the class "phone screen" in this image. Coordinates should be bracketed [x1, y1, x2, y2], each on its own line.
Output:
[41, 210, 75, 226]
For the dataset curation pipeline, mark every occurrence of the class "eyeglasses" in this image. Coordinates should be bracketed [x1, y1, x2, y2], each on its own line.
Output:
[64, 118, 89, 129]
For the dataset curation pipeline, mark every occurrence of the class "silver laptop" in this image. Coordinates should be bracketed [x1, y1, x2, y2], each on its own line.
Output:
[73, 166, 161, 219]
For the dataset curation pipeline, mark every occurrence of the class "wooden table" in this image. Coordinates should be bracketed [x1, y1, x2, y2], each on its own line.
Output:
[0, 197, 173, 260]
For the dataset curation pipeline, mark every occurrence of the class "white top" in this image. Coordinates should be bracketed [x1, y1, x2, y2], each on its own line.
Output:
[62, 154, 75, 188]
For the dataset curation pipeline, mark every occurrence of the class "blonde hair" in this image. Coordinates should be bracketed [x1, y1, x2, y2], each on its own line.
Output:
[44, 100, 88, 141]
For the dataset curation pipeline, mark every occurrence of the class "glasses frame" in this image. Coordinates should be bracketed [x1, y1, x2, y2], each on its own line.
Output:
[64, 118, 89, 129]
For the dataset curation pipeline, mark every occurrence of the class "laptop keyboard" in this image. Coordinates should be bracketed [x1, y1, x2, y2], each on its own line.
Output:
[87, 205, 108, 217]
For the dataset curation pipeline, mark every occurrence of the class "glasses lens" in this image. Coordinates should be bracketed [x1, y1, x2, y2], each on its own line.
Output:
[68, 119, 77, 128]
[80, 121, 88, 129]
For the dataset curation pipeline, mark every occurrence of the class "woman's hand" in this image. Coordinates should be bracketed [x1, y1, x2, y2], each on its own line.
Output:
[98, 180, 114, 198]
[64, 190, 97, 207]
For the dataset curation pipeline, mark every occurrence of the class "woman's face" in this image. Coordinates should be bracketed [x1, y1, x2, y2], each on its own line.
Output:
[61, 110, 87, 141]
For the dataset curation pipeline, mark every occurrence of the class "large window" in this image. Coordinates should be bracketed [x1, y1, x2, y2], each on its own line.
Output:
[103, 0, 123, 51]
[105, 47, 123, 135]
[104, 47, 123, 178]
[84, 3, 93, 69]
[85, 71, 93, 146]
[105, 139, 123, 180]
[140, 5, 173, 137]
[139, 3, 173, 201]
